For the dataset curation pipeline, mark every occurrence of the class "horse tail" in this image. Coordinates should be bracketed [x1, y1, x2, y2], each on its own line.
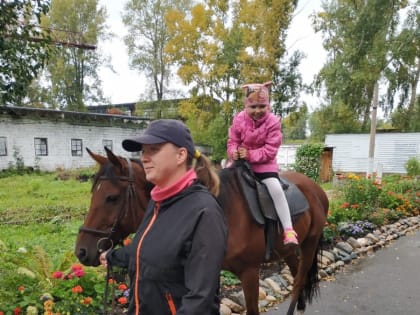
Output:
[304, 234, 323, 304]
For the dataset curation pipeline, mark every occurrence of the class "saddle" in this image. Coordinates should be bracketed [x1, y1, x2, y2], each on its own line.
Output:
[232, 160, 309, 260]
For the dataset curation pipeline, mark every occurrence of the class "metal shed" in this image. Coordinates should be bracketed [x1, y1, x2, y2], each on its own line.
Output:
[325, 133, 420, 174]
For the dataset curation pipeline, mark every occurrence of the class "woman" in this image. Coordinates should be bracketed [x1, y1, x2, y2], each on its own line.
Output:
[227, 81, 298, 245]
[100, 119, 227, 315]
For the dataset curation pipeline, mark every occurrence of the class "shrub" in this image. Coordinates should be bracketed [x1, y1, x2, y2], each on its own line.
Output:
[405, 157, 420, 177]
[294, 143, 324, 182]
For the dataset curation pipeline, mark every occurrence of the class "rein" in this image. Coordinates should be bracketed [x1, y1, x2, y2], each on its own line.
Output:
[79, 157, 137, 315]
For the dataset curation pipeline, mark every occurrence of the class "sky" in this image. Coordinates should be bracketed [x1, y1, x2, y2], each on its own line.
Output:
[98, 0, 326, 109]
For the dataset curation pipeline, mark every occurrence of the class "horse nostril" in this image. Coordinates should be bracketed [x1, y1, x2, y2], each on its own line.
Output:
[77, 248, 87, 261]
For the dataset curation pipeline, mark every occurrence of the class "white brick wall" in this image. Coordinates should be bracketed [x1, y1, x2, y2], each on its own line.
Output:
[0, 118, 144, 171]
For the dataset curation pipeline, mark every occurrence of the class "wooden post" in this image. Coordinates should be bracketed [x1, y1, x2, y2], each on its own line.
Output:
[367, 81, 379, 178]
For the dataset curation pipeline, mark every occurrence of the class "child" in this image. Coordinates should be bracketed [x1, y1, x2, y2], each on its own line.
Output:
[227, 81, 298, 245]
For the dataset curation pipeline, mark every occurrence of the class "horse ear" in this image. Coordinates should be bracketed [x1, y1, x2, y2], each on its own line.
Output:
[104, 146, 122, 168]
[86, 147, 107, 165]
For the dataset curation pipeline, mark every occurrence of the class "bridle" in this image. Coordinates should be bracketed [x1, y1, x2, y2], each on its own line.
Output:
[79, 157, 138, 315]
[79, 157, 138, 253]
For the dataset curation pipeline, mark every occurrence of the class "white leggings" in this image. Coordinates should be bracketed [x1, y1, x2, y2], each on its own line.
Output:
[262, 177, 293, 231]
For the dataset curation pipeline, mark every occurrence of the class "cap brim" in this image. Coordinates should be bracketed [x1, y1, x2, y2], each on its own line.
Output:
[122, 135, 166, 152]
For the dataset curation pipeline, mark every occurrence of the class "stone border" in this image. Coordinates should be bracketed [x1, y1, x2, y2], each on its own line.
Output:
[220, 215, 420, 315]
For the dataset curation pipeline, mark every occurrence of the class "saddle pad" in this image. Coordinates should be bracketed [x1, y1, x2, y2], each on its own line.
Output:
[279, 176, 309, 218]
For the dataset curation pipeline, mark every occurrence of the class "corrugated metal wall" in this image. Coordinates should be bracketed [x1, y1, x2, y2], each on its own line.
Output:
[325, 133, 420, 174]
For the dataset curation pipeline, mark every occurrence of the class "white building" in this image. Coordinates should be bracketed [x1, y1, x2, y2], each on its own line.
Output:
[325, 133, 420, 174]
[0, 106, 149, 171]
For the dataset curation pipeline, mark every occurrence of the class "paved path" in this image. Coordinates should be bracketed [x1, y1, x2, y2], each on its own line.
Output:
[264, 229, 420, 315]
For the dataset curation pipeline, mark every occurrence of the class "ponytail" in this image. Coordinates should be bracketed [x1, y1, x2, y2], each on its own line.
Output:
[188, 153, 220, 197]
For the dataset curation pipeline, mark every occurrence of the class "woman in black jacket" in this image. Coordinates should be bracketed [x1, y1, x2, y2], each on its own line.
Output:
[100, 119, 227, 315]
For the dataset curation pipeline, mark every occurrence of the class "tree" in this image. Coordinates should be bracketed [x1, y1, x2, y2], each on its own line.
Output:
[122, 0, 192, 101]
[40, 0, 107, 110]
[282, 103, 308, 141]
[0, 0, 52, 105]
[165, 0, 299, 157]
[313, 0, 409, 130]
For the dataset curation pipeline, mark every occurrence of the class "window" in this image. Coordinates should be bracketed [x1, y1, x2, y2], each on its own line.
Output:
[103, 139, 113, 151]
[0, 137, 7, 156]
[34, 138, 48, 156]
[71, 139, 83, 156]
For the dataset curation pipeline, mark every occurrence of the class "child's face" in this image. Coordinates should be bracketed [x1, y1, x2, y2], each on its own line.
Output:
[246, 104, 268, 120]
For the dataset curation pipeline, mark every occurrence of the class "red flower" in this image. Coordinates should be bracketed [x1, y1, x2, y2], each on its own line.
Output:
[71, 263, 84, 272]
[17, 286, 25, 292]
[118, 297, 128, 305]
[108, 278, 115, 284]
[118, 283, 128, 291]
[71, 285, 83, 294]
[13, 307, 21, 315]
[52, 271, 63, 279]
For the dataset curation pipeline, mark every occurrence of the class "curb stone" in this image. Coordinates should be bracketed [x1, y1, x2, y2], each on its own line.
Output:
[219, 215, 420, 315]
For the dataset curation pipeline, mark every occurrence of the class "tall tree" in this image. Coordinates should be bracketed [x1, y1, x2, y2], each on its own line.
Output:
[313, 0, 409, 130]
[40, 0, 107, 110]
[0, 0, 52, 105]
[123, 0, 192, 101]
[165, 0, 299, 159]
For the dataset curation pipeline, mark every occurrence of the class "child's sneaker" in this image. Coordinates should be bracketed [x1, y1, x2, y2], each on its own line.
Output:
[283, 228, 298, 245]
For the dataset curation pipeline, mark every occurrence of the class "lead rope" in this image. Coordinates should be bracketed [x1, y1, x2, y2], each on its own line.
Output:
[103, 264, 118, 314]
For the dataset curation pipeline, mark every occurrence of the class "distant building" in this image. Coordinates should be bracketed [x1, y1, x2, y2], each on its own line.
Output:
[0, 106, 149, 171]
[325, 133, 420, 174]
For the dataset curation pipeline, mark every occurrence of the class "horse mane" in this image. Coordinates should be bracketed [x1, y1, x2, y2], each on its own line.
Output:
[91, 158, 146, 193]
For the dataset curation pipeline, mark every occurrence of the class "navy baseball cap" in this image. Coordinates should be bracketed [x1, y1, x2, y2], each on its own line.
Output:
[122, 119, 195, 155]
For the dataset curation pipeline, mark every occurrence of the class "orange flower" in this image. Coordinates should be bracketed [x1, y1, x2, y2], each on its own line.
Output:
[118, 297, 128, 305]
[44, 300, 54, 310]
[17, 286, 25, 292]
[81, 297, 93, 305]
[118, 283, 128, 291]
[71, 285, 83, 294]
[108, 278, 116, 284]
[123, 238, 132, 246]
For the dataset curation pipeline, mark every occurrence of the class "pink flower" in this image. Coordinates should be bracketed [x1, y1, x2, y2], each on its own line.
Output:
[73, 268, 85, 278]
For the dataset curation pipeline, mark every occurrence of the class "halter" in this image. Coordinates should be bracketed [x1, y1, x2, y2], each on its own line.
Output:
[79, 157, 137, 253]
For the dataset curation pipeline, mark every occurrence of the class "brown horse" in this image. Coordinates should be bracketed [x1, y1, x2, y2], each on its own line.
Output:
[75, 148, 329, 315]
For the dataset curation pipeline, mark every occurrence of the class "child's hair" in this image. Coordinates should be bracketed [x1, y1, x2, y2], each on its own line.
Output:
[187, 154, 220, 196]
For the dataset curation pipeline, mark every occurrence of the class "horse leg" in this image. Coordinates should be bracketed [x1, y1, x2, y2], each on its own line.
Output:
[238, 266, 260, 315]
[284, 254, 300, 315]
[285, 235, 321, 315]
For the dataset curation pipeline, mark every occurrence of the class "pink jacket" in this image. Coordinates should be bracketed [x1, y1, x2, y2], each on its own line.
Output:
[227, 111, 282, 173]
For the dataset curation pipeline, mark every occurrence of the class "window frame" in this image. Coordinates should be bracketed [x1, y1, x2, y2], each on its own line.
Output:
[34, 137, 48, 156]
[71, 138, 83, 157]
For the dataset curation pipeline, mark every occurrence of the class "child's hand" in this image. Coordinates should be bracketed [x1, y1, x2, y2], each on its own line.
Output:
[232, 150, 239, 160]
[238, 147, 248, 160]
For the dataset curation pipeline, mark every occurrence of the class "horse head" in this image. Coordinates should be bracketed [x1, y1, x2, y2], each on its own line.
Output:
[75, 147, 152, 266]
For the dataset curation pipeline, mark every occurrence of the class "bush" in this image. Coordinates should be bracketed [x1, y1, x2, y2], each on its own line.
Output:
[294, 143, 324, 182]
[404, 157, 420, 177]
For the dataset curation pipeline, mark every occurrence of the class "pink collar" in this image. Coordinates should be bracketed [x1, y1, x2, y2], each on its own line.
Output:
[151, 168, 197, 202]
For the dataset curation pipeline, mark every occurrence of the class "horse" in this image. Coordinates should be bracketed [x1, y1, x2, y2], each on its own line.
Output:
[75, 147, 329, 315]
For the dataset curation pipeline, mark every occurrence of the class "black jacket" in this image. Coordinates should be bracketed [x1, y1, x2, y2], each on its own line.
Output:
[107, 182, 227, 315]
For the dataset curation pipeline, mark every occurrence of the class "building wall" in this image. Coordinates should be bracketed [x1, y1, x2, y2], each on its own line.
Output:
[0, 117, 142, 171]
[325, 133, 420, 174]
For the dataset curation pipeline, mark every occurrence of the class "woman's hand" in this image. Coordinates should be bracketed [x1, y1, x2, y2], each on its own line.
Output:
[99, 251, 109, 267]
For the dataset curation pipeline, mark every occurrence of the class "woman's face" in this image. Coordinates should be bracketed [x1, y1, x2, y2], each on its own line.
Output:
[140, 142, 187, 188]
[246, 104, 268, 120]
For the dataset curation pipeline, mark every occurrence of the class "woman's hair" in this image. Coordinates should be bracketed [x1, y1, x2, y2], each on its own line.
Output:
[187, 154, 220, 196]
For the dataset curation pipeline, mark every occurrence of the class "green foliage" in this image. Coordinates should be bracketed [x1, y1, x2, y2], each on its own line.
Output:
[0, 172, 91, 224]
[38, 0, 108, 109]
[220, 270, 240, 286]
[293, 143, 324, 181]
[404, 157, 420, 176]
[0, 0, 53, 105]
[325, 174, 419, 240]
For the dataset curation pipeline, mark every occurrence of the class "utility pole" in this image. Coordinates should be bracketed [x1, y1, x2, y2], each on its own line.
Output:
[367, 81, 379, 178]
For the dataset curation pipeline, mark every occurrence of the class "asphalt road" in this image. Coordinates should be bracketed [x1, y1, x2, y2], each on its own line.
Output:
[264, 228, 420, 315]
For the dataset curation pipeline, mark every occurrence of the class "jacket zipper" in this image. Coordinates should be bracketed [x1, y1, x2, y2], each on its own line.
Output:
[165, 292, 177, 315]
[134, 203, 160, 315]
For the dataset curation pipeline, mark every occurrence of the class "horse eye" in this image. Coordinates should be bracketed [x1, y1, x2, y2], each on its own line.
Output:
[106, 195, 119, 203]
